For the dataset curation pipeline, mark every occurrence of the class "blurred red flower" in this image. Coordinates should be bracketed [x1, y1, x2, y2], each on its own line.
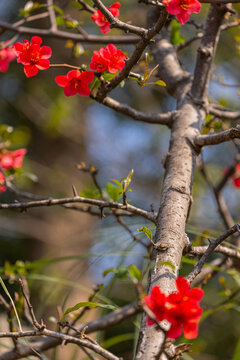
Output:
[162, 0, 201, 24]
[144, 276, 204, 339]
[91, 2, 121, 34]
[0, 172, 6, 193]
[0, 149, 27, 170]
[232, 162, 240, 188]
[0, 47, 15, 72]
[90, 44, 126, 74]
[55, 70, 94, 97]
[13, 36, 52, 77]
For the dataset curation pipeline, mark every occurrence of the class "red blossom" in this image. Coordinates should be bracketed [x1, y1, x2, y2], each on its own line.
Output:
[55, 70, 94, 97]
[91, 2, 121, 34]
[90, 44, 126, 74]
[231, 162, 240, 188]
[144, 286, 167, 325]
[0, 172, 6, 193]
[0, 47, 15, 72]
[144, 276, 204, 340]
[0, 149, 27, 170]
[166, 277, 204, 339]
[162, 0, 201, 24]
[13, 36, 52, 77]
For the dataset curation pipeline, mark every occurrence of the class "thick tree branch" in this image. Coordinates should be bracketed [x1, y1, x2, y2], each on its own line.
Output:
[195, 126, 240, 146]
[188, 244, 240, 260]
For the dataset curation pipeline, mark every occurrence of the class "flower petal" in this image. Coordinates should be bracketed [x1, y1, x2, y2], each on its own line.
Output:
[40, 46, 52, 59]
[36, 59, 50, 70]
[79, 71, 95, 84]
[176, 276, 190, 295]
[31, 36, 42, 45]
[64, 82, 78, 97]
[24, 65, 39, 77]
[77, 82, 91, 97]
[67, 70, 81, 80]
[55, 75, 68, 87]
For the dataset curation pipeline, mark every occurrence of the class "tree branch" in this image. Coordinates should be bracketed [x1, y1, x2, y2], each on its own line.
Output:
[195, 126, 240, 146]
[187, 223, 240, 283]
[208, 105, 240, 120]
[188, 244, 240, 260]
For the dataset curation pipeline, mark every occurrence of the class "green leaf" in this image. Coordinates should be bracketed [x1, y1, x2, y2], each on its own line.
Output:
[137, 226, 153, 244]
[62, 301, 117, 318]
[106, 182, 122, 201]
[110, 179, 123, 189]
[103, 268, 115, 277]
[170, 19, 185, 45]
[56, 16, 65, 26]
[123, 169, 134, 191]
[143, 80, 166, 87]
[159, 261, 175, 271]
[128, 264, 141, 283]
[214, 121, 222, 131]
[80, 188, 100, 199]
[116, 266, 129, 279]
[52, 4, 64, 15]
[103, 73, 116, 81]
[232, 340, 240, 360]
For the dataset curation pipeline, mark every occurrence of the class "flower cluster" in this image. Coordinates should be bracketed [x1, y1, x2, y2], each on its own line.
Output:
[162, 0, 201, 24]
[91, 2, 121, 34]
[90, 44, 126, 74]
[55, 70, 94, 97]
[0, 46, 15, 72]
[0, 149, 27, 193]
[13, 36, 52, 78]
[144, 276, 204, 339]
[231, 162, 240, 188]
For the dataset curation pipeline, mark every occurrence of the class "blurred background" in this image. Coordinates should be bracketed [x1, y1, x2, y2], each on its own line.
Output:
[0, 1, 240, 359]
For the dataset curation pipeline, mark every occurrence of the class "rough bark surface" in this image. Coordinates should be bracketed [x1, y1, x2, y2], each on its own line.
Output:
[135, 5, 227, 359]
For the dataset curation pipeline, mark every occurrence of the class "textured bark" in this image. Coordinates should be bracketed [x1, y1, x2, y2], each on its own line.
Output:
[135, 6, 227, 359]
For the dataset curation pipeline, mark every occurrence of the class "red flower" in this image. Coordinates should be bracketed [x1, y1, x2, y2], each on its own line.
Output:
[144, 277, 204, 340]
[0, 47, 15, 72]
[165, 277, 204, 339]
[13, 36, 52, 77]
[0, 149, 27, 170]
[144, 286, 167, 325]
[162, 0, 201, 24]
[90, 44, 126, 74]
[232, 162, 240, 188]
[91, 2, 121, 34]
[0, 172, 6, 193]
[55, 70, 94, 97]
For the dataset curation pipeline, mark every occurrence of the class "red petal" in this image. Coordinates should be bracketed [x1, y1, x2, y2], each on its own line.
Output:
[77, 82, 91, 97]
[55, 75, 68, 87]
[24, 65, 39, 77]
[67, 70, 81, 80]
[190, 288, 204, 301]
[106, 44, 117, 56]
[36, 59, 50, 70]
[64, 83, 78, 97]
[183, 321, 199, 339]
[100, 24, 110, 34]
[79, 71, 94, 84]
[167, 321, 183, 339]
[233, 177, 240, 188]
[13, 42, 24, 54]
[40, 46, 52, 59]
[176, 276, 190, 295]
[31, 36, 42, 45]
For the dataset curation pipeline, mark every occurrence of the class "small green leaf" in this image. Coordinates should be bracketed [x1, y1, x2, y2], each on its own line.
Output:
[115, 266, 128, 279]
[144, 80, 166, 87]
[62, 302, 117, 318]
[128, 264, 141, 283]
[56, 16, 65, 26]
[106, 182, 122, 201]
[137, 226, 153, 244]
[110, 179, 123, 189]
[123, 169, 134, 191]
[103, 268, 115, 277]
[103, 73, 116, 81]
[214, 121, 222, 131]
[170, 19, 185, 45]
[159, 261, 175, 271]
[52, 4, 64, 15]
[80, 188, 101, 199]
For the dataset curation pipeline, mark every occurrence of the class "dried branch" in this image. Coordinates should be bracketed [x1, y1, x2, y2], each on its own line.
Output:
[188, 244, 240, 260]
[47, 0, 57, 32]
[97, 96, 176, 127]
[187, 223, 240, 283]
[208, 105, 240, 120]
[0, 195, 156, 222]
[195, 126, 240, 146]
[92, 0, 148, 36]
[0, 20, 139, 44]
